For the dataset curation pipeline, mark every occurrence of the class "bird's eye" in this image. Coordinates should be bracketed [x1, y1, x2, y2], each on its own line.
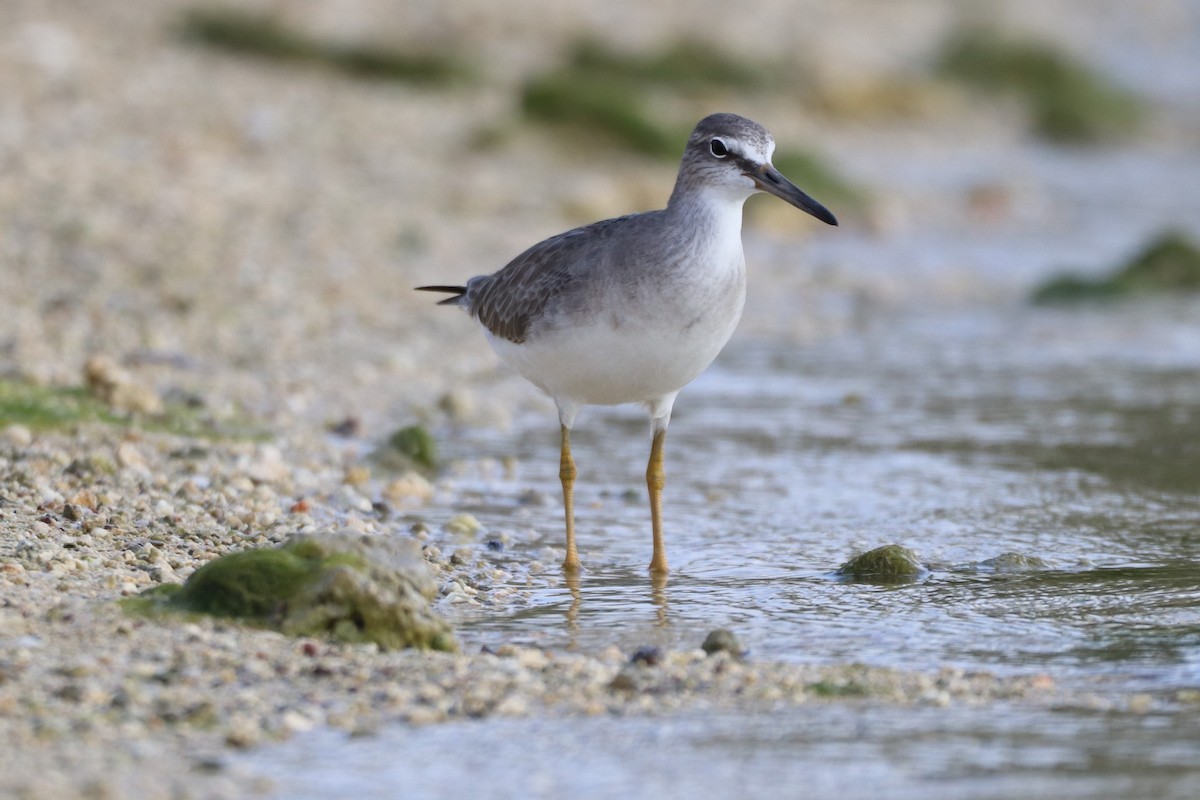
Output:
[709, 138, 729, 158]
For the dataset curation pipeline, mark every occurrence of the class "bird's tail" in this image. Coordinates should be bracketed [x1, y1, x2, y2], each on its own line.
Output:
[415, 285, 468, 306]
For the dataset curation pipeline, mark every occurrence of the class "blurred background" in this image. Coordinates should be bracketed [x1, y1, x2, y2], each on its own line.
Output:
[2, 0, 1198, 433]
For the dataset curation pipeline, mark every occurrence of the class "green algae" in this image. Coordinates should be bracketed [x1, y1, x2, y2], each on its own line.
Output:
[835, 544, 926, 583]
[936, 28, 1143, 143]
[166, 542, 343, 618]
[0, 381, 123, 430]
[519, 74, 856, 202]
[1033, 231, 1200, 304]
[178, 7, 472, 86]
[126, 534, 457, 652]
[371, 424, 440, 474]
[566, 37, 779, 91]
[806, 679, 869, 698]
[0, 379, 267, 440]
[520, 74, 682, 158]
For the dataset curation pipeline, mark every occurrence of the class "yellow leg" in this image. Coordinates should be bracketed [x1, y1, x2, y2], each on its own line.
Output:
[560, 424, 580, 573]
[647, 428, 668, 575]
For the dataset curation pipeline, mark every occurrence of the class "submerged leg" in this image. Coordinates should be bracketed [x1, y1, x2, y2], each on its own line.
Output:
[559, 423, 580, 573]
[647, 426, 668, 575]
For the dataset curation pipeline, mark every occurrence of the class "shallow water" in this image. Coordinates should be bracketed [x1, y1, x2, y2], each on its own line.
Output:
[248, 298, 1200, 799]
[438, 301, 1200, 690]
[249, 705, 1200, 800]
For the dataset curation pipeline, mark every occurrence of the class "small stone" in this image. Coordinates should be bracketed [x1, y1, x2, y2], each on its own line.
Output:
[70, 489, 99, 510]
[629, 646, 663, 667]
[281, 709, 315, 733]
[980, 552, 1049, 572]
[245, 445, 289, 484]
[149, 563, 177, 583]
[517, 488, 547, 506]
[84, 355, 164, 415]
[382, 471, 433, 504]
[328, 486, 373, 514]
[701, 629, 745, 659]
[404, 706, 445, 726]
[1128, 694, 1154, 714]
[225, 716, 263, 748]
[436, 390, 473, 421]
[115, 442, 147, 470]
[1028, 674, 1055, 690]
[1175, 689, 1200, 704]
[516, 649, 549, 670]
[3, 424, 32, 449]
[344, 466, 371, 487]
[443, 513, 483, 539]
[328, 417, 361, 437]
[608, 671, 637, 691]
[494, 694, 528, 716]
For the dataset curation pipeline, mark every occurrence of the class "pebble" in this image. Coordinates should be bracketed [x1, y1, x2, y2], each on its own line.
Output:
[3, 424, 32, 448]
[443, 513, 483, 539]
[115, 442, 146, 471]
[383, 471, 434, 504]
[328, 485, 374, 514]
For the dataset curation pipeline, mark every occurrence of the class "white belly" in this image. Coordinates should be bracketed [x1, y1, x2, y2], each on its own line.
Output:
[487, 274, 744, 408]
[487, 318, 731, 407]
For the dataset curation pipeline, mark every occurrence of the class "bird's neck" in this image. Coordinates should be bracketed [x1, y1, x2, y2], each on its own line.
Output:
[664, 188, 746, 249]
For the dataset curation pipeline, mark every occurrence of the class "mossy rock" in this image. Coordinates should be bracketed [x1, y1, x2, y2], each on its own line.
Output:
[127, 533, 456, 652]
[936, 27, 1143, 143]
[700, 628, 745, 659]
[371, 424, 439, 474]
[520, 74, 683, 158]
[1032, 230, 1200, 303]
[835, 544, 926, 583]
[178, 8, 472, 86]
[566, 37, 778, 91]
[520, 37, 789, 161]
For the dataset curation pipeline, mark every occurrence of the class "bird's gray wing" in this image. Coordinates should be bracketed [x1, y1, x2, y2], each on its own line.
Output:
[467, 216, 633, 344]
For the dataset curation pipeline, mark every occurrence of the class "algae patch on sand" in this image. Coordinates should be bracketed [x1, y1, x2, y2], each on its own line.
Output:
[0, 381, 125, 430]
[1032, 230, 1200, 303]
[936, 27, 1143, 143]
[128, 533, 457, 652]
[178, 7, 472, 86]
